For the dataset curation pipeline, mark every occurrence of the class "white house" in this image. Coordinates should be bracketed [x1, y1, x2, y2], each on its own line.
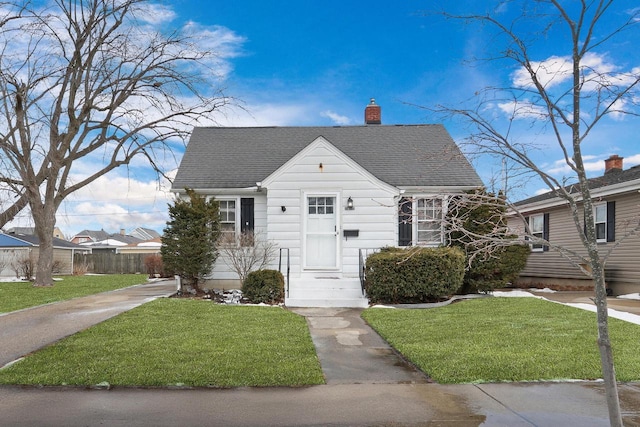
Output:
[172, 100, 483, 307]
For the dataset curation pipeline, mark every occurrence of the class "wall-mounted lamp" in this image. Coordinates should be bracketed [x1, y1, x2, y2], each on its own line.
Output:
[256, 181, 262, 192]
[281, 205, 286, 212]
[346, 197, 354, 210]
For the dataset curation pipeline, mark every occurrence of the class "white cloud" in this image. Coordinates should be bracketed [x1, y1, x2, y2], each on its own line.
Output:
[498, 100, 548, 119]
[320, 110, 352, 125]
[51, 172, 175, 237]
[215, 102, 317, 127]
[512, 52, 618, 90]
[136, 3, 176, 25]
[624, 153, 640, 166]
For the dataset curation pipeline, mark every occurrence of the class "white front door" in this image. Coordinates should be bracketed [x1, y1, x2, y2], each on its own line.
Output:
[305, 195, 338, 269]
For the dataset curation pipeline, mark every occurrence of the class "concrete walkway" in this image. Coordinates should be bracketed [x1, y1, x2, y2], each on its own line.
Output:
[1, 285, 640, 426]
[289, 307, 429, 384]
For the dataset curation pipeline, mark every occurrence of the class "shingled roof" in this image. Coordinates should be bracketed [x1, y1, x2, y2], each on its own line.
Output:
[172, 125, 483, 190]
[515, 164, 640, 206]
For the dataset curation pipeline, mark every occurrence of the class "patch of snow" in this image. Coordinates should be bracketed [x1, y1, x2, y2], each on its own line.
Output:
[369, 304, 396, 309]
[0, 277, 26, 282]
[618, 293, 640, 301]
[528, 288, 557, 293]
[493, 290, 640, 326]
[492, 290, 544, 299]
[563, 303, 640, 326]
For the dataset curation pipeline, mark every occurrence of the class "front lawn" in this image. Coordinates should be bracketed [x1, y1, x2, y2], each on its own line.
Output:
[362, 297, 640, 384]
[0, 274, 149, 313]
[0, 299, 325, 387]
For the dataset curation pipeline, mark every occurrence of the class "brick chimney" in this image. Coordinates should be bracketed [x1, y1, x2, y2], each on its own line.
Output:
[364, 98, 381, 125]
[604, 155, 623, 174]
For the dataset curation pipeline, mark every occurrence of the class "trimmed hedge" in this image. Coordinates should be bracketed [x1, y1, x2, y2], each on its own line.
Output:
[365, 246, 465, 304]
[242, 269, 285, 304]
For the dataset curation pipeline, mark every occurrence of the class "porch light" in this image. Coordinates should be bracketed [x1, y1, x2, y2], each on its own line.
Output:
[346, 197, 354, 210]
[256, 181, 262, 192]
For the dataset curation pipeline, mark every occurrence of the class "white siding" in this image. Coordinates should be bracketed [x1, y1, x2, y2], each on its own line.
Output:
[265, 142, 399, 278]
[208, 193, 270, 283]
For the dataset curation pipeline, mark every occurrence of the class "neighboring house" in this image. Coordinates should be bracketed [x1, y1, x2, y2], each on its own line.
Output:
[172, 99, 483, 307]
[5, 227, 66, 240]
[116, 237, 162, 255]
[0, 232, 89, 277]
[130, 227, 161, 241]
[80, 231, 143, 254]
[510, 155, 640, 295]
[70, 229, 110, 245]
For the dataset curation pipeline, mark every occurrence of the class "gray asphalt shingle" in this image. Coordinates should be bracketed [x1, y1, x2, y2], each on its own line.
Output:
[172, 125, 483, 190]
[515, 165, 640, 206]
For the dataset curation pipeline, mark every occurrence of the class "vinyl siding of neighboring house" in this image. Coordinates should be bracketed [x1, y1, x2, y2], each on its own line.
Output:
[511, 189, 640, 294]
[0, 248, 30, 277]
[0, 246, 84, 277]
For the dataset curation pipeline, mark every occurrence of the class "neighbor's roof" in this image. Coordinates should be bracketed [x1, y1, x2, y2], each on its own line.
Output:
[0, 233, 87, 250]
[72, 229, 110, 241]
[0, 233, 31, 247]
[172, 125, 483, 190]
[515, 164, 640, 207]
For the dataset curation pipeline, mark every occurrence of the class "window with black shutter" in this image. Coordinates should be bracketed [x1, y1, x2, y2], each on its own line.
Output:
[239, 198, 255, 246]
[240, 198, 254, 233]
[398, 197, 412, 246]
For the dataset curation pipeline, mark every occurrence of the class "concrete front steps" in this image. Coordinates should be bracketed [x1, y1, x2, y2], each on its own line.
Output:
[285, 278, 369, 308]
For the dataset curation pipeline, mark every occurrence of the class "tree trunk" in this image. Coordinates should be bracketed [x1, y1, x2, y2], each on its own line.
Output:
[31, 203, 56, 287]
[592, 266, 623, 426]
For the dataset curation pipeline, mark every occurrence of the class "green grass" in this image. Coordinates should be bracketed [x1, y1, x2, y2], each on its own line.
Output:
[0, 299, 325, 387]
[362, 297, 640, 384]
[0, 274, 149, 313]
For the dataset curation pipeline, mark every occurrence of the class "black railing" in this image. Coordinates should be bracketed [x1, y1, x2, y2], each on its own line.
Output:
[278, 248, 290, 298]
[358, 248, 380, 296]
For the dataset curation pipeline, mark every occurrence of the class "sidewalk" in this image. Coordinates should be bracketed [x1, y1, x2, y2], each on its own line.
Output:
[0, 286, 639, 426]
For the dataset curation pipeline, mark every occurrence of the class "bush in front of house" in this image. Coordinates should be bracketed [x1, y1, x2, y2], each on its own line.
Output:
[365, 246, 465, 304]
[447, 189, 531, 294]
[461, 244, 531, 294]
[242, 269, 285, 304]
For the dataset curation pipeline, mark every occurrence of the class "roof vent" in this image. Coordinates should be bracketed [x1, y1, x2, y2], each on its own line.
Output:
[364, 98, 381, 125]
[604, 154, 623, 174]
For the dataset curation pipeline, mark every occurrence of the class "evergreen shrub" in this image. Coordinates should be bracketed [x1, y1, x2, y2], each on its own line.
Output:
[365, 246, 465, 304]
[243, 269, 285, 304]
[461, 244, 531, 293]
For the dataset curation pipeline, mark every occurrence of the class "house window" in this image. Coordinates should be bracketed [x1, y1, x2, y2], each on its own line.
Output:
[530, 214, 544, 251]
[219, 200, 236, 237]
[527, 213, 549, 252]
[308, 197, 334, 215]
[594, 204, 607, 242]
[416, 198, 444, 246]
[594, 202, 615, 243]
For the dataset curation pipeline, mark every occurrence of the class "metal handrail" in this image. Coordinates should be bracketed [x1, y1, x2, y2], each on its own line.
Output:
[359, 249, 366, 295]
[279, 248, 290, 298]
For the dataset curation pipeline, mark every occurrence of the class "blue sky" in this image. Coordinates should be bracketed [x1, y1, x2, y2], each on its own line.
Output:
[6, 0, 640, 238]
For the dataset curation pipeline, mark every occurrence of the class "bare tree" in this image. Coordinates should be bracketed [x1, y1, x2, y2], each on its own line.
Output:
[428, 2, 640, 425]
[217, 231, 278, 285]
[0, 0, 234, 286]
